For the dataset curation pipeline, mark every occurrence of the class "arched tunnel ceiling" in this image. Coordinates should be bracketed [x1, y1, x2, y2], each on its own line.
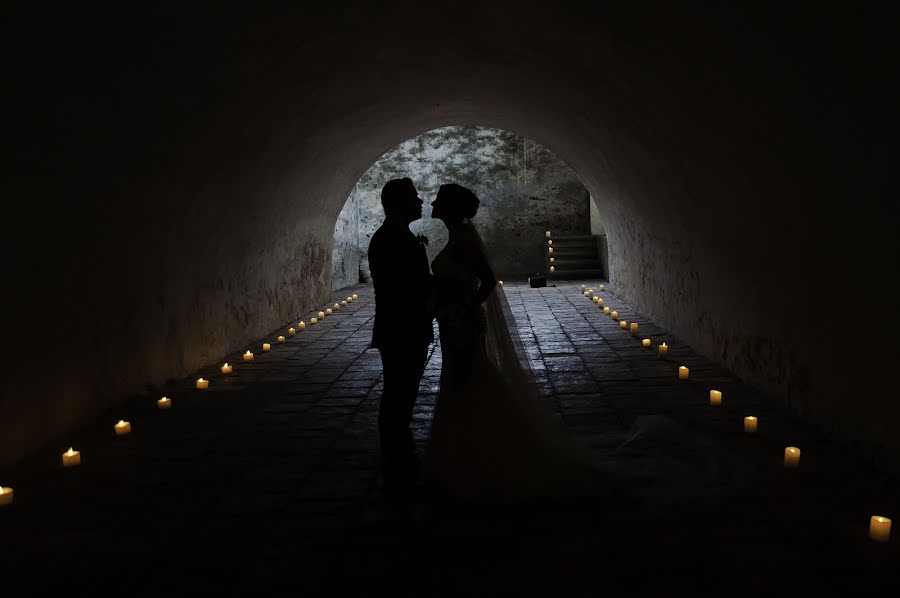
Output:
[4, 3, 893, 469]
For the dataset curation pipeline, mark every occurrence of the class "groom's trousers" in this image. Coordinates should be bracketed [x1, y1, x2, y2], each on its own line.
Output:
[378, 344, 429, 489]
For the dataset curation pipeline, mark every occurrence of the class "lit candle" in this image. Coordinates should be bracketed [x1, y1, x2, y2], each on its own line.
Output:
[596, 298, 603, 307]
[580, 285, 586, 291]
[0, 485, 13, 507]
[603, 306, 610, 314]
[318, 311, 325, 319]
[610, 311, 618, 320]
[288, 327, 296, 336]
[744, 416, 758, 434]
[298, 321, 306, 330]
[619, 320, 628, 329]
[262, 343, 271, 352]
[278, 335, 285, 343]
[784, 447, 801, 468]
[243, 351, 254, 362]
[352, 294, 358, 300]
[709, 389, 722, 405]
[642, 338, 651, 348]
[334, 303, 340, 310]
[325, 308, 332, 316]
[311, 317, 318, 325]
[869, 516, 892, 542]
[221, 363, 232, 374]
[548, 239, 553, 246]
[158, 397, 171, 409]
[341, 300, 348, 305]
[550, 266, 555, 272]
[548, 247, 554, 254]
[196, 377, 209, 389]
[658, 342, 668, 357]
[549, 257, 555, 263]
[588, 290, 594, 298]
[599, 284, 605, 291]
[62, 447, 81, 468]
[347, 296, 353, 302]
[678, 366, 689, 380]
[114, 420, 132, 436]
[630, 322, 638, 335]
[545, 230, 551, 238]
[499, 280, 504, 285]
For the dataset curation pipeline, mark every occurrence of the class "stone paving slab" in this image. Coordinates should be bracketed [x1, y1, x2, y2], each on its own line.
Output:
[2, 280, 899, 596]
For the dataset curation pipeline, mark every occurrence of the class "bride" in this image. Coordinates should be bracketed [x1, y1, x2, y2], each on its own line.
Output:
[427, 183, 610, 503]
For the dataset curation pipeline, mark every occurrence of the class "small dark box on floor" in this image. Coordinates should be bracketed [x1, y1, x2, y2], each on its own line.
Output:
[528, 274, 547, 288]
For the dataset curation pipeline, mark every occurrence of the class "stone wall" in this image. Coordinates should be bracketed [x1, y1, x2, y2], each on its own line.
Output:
[331, 126, 591, 288]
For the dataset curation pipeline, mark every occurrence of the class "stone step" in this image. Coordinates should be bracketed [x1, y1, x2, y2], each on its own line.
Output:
[549, 249, 598, 259]
[549, 267, 605, 279]
[549, 258, 603, 269]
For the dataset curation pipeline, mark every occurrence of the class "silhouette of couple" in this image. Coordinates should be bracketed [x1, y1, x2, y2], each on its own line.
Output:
[369, 178, 606, 505]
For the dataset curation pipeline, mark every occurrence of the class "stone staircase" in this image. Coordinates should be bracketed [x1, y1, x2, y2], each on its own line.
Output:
[546, 233, 604, 280]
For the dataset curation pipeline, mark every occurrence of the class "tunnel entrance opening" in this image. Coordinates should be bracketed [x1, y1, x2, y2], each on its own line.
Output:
[331, 126, 608, 291]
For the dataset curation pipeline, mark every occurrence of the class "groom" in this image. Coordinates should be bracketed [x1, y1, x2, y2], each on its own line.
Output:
[368, 177, 434, 498]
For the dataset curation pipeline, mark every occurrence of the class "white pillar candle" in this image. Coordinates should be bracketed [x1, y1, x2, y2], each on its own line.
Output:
[548, 247, 554, 254]
[221, 363, 232, 374]
[318, 311, 326, 319]
[278, 335, 285, 343]
[596, 298, 603, 307]
[62, 447, 81, 467]
[0, 485, 13, 507]
[678, 366, 689, 380]
[619, 320, 628, 329]
[158, 397, 171, 409]
[334, 303, 340, 310]
[196, 377, 209, 389]
[549, 257, 555, 263]
[243, 351, 254, 362]
[869, 516, 892, 542]
[744, 416, 758, 434]
[547, 239, 553, 246]
[262, 343, 271, 352]
[583, 291, 590, 297]
[550, 266, 555, 272]
[642, 338, 651, 348]
[545, 230, 551, 238]
[658, 342, 668, 357]
[352, 293, 359, 300]
[298, 321, 306, 330]
[288, 327, 296, 336]
[630, 322, 638, 335]
[610, 311, 618, 320]
[341, 300, 348, 305]
[784, 447, 801, 468]
[580, 284, 586, 291]
[114, 420, 132, 436]
[325, 308, 332, 316]
[599, 284, 605, 291]
[709, 389, 722, 405]
[347, 296, 353, 302]
[603, 306, 610, 314]
[310, 317, 318, 324]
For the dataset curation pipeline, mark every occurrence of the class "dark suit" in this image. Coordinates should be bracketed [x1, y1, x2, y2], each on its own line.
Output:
[368, 217, 434, 490]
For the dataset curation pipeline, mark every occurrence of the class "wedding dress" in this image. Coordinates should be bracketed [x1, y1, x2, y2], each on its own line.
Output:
[427, 221, 608, 503]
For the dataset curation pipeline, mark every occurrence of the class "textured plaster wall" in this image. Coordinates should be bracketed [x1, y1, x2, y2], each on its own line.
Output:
[3, 3, 893, 471]
[332, 126, 590, 288]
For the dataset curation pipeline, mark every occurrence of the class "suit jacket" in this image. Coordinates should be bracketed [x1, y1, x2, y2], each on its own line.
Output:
[368, 218, 435, 350]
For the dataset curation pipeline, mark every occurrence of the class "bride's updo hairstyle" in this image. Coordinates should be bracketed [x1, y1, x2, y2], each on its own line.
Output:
[438, 183, 480, 220]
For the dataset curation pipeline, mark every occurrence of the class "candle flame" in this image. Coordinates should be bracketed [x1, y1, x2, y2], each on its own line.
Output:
[877, 516, 884, 522]
[66, 448, 75, 456]
[117, 420, 125, 426]
[224, 363, 229, 367]
[199, 378, 205, 382]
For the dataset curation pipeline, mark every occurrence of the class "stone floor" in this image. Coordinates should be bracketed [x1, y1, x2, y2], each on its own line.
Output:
[2, 281, 898, 597]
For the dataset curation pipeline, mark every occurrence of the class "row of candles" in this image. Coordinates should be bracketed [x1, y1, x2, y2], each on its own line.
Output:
[546, 230, 556, 272]
[577, 282, 893, 543]
[0, 292, 362, 509]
